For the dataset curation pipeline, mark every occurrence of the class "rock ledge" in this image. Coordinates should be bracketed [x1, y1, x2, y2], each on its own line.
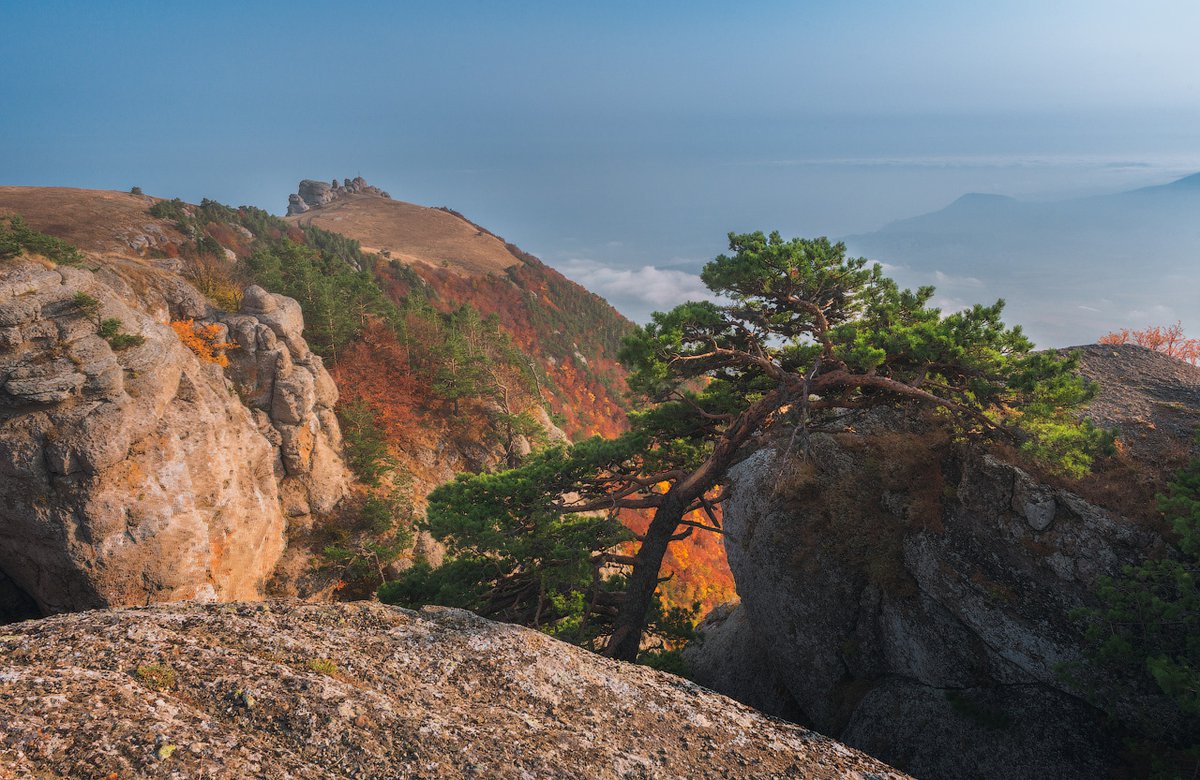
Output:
[0, 600, 908, 779]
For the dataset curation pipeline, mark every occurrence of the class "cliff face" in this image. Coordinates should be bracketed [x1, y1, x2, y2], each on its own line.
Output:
[685, 346, 1197, 780]
[0, 600, 910, 779]
[0, 252, 348, 620]
[0, 182, 734, 616]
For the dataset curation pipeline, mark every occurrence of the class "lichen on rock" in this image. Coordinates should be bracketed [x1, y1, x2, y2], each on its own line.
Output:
[0, 259, 349, 619]
[0, 600, 911, 779]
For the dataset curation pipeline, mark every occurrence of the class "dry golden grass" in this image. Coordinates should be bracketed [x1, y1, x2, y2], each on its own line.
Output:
[285, 194, 518, 276]
[0, 186, 185, 256]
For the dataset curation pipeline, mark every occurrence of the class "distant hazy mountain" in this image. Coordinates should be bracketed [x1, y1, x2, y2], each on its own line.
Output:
[844, 173, 1200, 347]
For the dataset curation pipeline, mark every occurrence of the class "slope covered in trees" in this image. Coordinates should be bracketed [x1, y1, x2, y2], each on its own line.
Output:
[0, 184, 734, 615]
[283, 184, 734, 612]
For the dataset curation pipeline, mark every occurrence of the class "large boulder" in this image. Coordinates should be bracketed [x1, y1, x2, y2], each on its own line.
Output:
[0, 600, 909, 779]
[686, 347, 1200, 780]
[0, 261, 286, 616]
[286, 176, 392, 215]
[296, 179, 334, 209]
[0, 262, 351, 619]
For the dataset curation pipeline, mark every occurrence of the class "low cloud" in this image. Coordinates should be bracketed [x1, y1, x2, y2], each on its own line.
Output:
[558, 259, 717, 321]
[933, 270, 984, 288]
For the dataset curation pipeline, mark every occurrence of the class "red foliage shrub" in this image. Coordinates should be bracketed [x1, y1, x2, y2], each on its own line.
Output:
[1099, 322, 1200, 364]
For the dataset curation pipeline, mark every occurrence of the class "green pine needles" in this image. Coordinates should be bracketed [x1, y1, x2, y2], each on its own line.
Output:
[382, 230, 1109, 662]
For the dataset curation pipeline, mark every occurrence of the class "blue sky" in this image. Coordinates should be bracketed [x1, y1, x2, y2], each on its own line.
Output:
[3, 1, 1199, 333]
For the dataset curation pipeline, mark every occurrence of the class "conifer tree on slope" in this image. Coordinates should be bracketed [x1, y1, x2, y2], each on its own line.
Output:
[384, 231, 1104, 662]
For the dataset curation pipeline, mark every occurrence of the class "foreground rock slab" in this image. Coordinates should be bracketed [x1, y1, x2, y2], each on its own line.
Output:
[0, 601, 908, 779]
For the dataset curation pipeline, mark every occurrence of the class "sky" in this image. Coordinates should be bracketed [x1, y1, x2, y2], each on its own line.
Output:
[3, 0, 1199, 338]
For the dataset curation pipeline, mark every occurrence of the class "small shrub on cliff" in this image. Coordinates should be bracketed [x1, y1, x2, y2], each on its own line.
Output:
[134, 663, 176, 691]
[170, 319, 236, 367]
[70, 292, 100, 319]
[0, 215, 85, 266]
[1074, 439, 1200, 774]
[183, 248, 244, 311]
[98, 318, 145, 350]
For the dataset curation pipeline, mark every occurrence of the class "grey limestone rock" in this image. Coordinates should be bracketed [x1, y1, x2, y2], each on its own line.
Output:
[687, 397, 1176, 780]
[0, 600, 911, 779]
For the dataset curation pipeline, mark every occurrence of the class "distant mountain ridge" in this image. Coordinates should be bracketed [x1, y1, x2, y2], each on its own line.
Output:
[845, 171, 1200, 346]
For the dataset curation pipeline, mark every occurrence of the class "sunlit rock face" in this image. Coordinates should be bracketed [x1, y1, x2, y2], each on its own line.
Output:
[0, 262, 347, 619]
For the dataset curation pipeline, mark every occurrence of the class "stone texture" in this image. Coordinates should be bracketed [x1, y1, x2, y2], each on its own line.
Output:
[682, 601, 807, 723]
[0, 260, 286, 617]
[286, 176, 391, 215]
[0, 262, 350, 619]
[222, 286, 350, 523]
[0, 600, 909, 779]
[686, 398, 1178, 780]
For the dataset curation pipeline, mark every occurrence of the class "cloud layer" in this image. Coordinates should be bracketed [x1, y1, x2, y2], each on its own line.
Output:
[558, 259, 716, 322]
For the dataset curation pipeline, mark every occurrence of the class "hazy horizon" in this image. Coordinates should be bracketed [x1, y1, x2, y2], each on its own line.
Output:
[3, 1, 1198, 345]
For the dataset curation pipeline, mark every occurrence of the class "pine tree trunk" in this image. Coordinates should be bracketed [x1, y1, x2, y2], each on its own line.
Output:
[604, 497, 686, 662]
[603, 388, 785, 662]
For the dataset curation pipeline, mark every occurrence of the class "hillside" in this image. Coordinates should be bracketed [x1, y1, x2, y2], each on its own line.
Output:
[281, 179, 734, 613]
[0, 186, 185, 255]
[0, 183, 735, 616]
[281, 179, 631, 439]
[289, 191, 518, 276]
[844, 171, 1200, 346]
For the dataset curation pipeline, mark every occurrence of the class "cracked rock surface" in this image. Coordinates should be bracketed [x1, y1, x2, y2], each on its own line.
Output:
[686, 354, 1195, 780]
[0, 600, 908, 779]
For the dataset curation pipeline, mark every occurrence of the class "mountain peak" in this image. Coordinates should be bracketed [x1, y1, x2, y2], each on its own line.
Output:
[947, 192, 1018, 208]
[1167, 171, 1200, 188]
[286, 176, 390, 215]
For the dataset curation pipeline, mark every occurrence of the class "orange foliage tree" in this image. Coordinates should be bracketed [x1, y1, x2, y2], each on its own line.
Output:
[170, 319, 237, 367]
[1099, 322, 1200, 365]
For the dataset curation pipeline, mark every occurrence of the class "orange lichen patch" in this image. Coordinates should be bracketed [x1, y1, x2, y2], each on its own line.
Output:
[171, 319, 237, 367]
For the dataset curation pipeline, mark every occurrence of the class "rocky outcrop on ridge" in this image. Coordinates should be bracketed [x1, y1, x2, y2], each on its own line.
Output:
[0, 257, 348, 620]
[0, 600, 909, 779]
[286, 176, 390, 215]
[685, 349, 1199, 780]
[222, 285, 349, 522]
